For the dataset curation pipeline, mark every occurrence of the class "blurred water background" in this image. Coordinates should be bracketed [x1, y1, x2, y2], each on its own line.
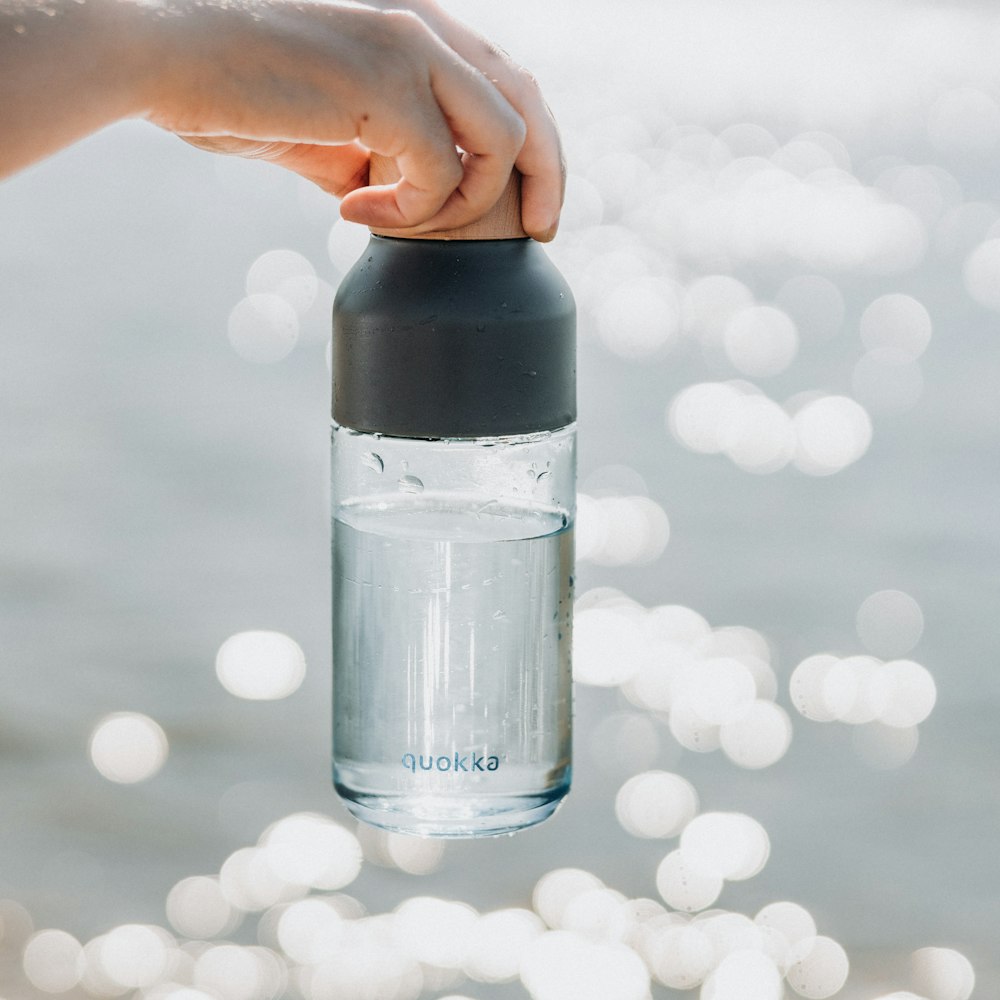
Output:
[1, 0, 999, 997]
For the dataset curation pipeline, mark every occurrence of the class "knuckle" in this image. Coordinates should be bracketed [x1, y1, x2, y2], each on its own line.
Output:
[505, 66, 543, 113]
[384, 7, 430, 43]
[482, 38, 512, 63]
[504, 111, 528, 152]
[440, 155, 464, 187]
[516, 65, 542, 95]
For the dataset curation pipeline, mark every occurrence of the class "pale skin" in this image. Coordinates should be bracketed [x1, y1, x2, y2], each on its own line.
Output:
[0, 0, 565, 239]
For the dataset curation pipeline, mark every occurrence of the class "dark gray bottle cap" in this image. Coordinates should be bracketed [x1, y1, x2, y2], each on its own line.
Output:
[332, 236, 576, 439]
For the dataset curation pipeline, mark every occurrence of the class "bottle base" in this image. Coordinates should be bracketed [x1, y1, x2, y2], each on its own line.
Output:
[334, 780, 569, 838]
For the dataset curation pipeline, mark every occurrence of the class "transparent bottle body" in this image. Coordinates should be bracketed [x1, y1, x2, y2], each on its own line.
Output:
[331, 421, 575, 837]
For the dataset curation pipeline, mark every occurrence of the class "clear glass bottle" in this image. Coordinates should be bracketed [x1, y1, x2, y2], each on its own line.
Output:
[330, 188, 576, 837]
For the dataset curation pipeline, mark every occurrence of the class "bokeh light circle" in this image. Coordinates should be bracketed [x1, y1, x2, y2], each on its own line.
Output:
[246, 249, 318, 316]
[520, 930, 650, 1000]
[98, 924, 172, 989]
[89, 712, 168, 784]
[755, 901, 817, 948]
[615, 771, 699, 839]
[680, 812, 770, 881]
[23, 929, 85, 993]
[720, 700, 793, 768]
[166, 876, 241, 940]
[911, 946, 976, 1000]
[655, 850, 723, 912]
[393, 897, 478, 967]
[596, 276, 680, 359]
[260, 812, 363, 890]
[215, 630, 306, 701]
[533, 869, 605, 929]
[786, 935, 850, 998]
[464, 908, 544, 983]
[793, 395, 872, 475]
[859, 294, 932, 358]
[856, 589, 925, 658]
[962, 238, 1000, 310]
[227, 294, 299, 364]
[723, 305, 799, 376]
[703, 948, 782, 1000]
[872, 660, 937, 728]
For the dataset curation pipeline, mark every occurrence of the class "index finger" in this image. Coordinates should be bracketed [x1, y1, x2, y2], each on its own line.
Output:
[409, 7, 566, 239]
[339, 19, 525, 232]
[405, 51, 526, 234]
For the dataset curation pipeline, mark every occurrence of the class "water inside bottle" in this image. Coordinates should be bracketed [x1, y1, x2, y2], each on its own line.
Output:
[332, 495, 573, 837]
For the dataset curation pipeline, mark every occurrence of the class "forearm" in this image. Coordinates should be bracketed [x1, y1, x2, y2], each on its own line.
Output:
[0, 0, 157, 179]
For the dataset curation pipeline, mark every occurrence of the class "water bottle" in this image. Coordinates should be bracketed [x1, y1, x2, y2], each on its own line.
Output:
[330, 161, 576, 837]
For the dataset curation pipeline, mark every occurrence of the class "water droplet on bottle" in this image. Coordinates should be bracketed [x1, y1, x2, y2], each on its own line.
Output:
[536, 471, 551, 482]
[398, 475, 424, 494]
[492, 610, 508, 621]
[362, 452, 384, 474]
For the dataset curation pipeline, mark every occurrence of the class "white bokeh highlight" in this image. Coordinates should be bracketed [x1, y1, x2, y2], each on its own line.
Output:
[89, 712, 169, 784]
[655, 850, 723, 912]
[860, 294, 932, 358]
[668, 383, 871, 476]
[166, 877, 241, 940]
[227, 294, 299, 363]
[856, 589, 925, 657]
[911, 946, 976, 1000]
[963, 238, 1000, 310]
[215, 630, 306, 701]
[575, 494, 670, 566]
[615, 771, 699, 839]
[680, 812, 770, 881]
[724, 305, 799, 377]
[246, 249, 318, 316]
[786, 935, 851, 998]
[23, 929, 85, 993]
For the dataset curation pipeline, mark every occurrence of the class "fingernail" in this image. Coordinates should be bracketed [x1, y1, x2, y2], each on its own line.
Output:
[538, 219, 559, 242]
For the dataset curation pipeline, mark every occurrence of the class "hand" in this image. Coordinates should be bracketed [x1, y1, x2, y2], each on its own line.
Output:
[154, 0, 565, 240]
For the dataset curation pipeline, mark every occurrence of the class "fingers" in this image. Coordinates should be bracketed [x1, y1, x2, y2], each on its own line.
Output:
[179, 134, 372, 198]
[509, 80, 565, 242]
[415, 50, 526, 233]
[339, 11, 524, 233]
[264, 141, 371, 198]
[411, 6, 566, 240]
[337, 102, 463, 230]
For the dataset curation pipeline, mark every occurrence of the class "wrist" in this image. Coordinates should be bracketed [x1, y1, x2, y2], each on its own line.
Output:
[94, 0, 169, 119]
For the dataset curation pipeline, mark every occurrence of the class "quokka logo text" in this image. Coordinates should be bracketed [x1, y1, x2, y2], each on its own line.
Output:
[402, 751, 501, 773]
